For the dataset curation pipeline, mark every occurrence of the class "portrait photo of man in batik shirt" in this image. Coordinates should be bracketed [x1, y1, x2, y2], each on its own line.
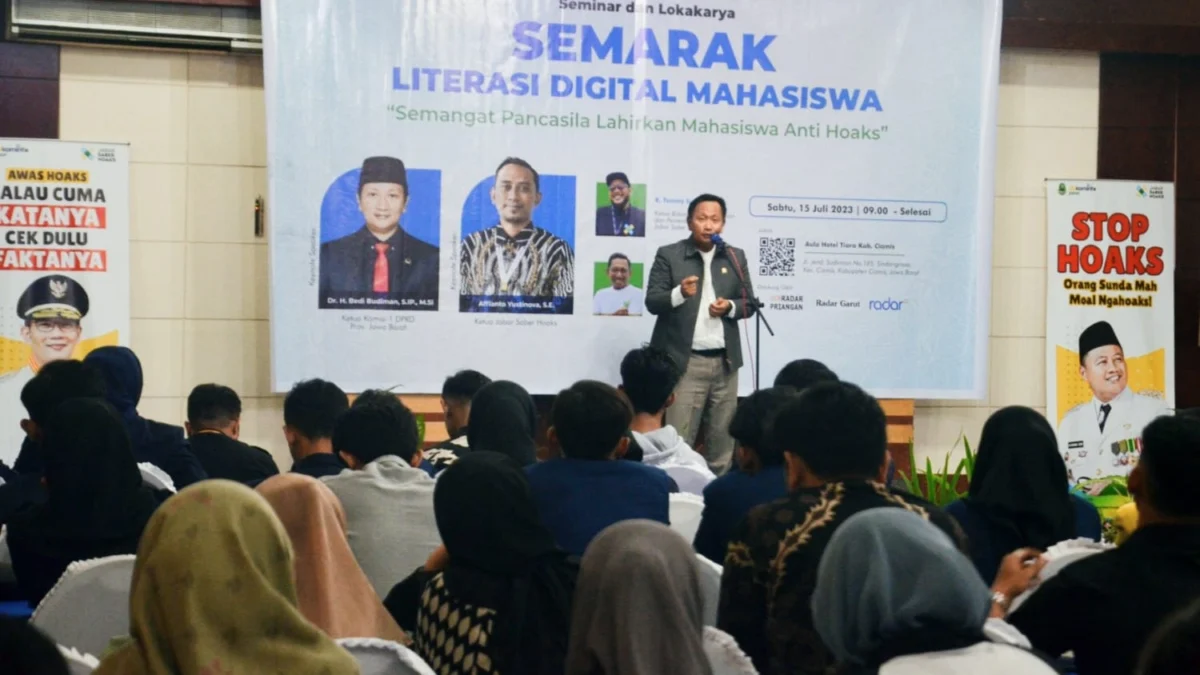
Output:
[459, 157, 575, 314]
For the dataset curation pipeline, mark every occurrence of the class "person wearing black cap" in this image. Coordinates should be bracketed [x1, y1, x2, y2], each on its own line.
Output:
[1058, 320, 1169, 482]
[0, 274, 89, 465]
[594, 171, 645, 237]
[318, 156, 439, 310]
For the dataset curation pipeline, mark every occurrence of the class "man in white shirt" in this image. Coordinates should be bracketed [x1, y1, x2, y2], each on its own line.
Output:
[322, 392, 440, 596]
[593, 253, 645, 316]
[1058, 320, 1169, 483]
[644, 194, 756, 473]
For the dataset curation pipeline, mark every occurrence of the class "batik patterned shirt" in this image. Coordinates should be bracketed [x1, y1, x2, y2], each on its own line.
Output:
[717, 480, 964, 675]
[459, 225, 574, 297]
[416, 572, 497, 675]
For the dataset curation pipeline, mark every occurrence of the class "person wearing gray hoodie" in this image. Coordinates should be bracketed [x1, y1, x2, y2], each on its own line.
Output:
[620, 346, 715, 495]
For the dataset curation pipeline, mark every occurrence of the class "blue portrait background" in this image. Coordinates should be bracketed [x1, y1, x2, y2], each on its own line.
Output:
[460, 174, 576, 248]
[320, 167, 441, 246]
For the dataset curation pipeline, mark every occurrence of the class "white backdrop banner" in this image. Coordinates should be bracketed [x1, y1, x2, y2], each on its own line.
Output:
[1045, 179, 1175, 484]
[0, 139, 130, 464]
[263, 0, 1001, 396]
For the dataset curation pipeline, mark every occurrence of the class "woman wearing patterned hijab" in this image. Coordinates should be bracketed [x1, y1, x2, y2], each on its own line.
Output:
[566, 520, 714, 675]
[257, 473, 409, 643]
[94, 480, 358, 675]
[413, 451, 576, 675]
[811, 509, 1057, 675]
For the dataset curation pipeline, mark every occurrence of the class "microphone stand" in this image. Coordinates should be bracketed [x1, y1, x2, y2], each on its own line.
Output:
[721, 242, 774, 391]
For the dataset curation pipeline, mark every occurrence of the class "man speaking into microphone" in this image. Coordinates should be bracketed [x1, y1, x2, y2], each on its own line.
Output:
[645, 193, 755, 474]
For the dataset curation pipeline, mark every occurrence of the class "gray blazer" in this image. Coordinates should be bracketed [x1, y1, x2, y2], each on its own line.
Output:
[645, 238, 757, 370]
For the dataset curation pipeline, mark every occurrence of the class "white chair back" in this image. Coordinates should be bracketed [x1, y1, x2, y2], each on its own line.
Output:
[59, 646, 99, 674]
[138, 462, 176, 492]
[703, 627, 758, 674]
[1009, 538, 1111, 612]
[696, 554, 722, 626]
[0, 525, 12, 584]
[336, 638, 437, 675]
[669, 492, 705, 544]
[31, 555, 136, 657]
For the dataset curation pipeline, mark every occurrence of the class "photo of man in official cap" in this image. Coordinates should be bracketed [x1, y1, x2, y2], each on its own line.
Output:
[1058, 320, 1169, 482]
[319, 156, 440, 310]
[0, 274, 89, 463]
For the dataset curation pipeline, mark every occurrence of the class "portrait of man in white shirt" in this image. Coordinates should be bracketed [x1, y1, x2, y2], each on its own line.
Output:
[1058, 320, 1169, 482]
[593, 252, 644, 316]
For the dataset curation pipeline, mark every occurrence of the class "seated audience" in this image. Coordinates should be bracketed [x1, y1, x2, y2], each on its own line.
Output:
[8, 398, 166, 606]
[424, 369, 491, 474]
[1002, 414, 1200, 675]
[693, 386, 795, 564]
[350, 389, 440, 478]
[718, 380, 962, 675]
[256, 473, 409, 642]
[0, 616, 69, 675]
[813, 508, 1056, 674]
[946, 406, 1097, 583]
[773, 358, 838, 391]
[1, 360, 106, 524]
[467, 380, 539, 466]
[283, 378, 349, 479]
[526, 381, 673, 556]
[1137, 598, 1200, 675]
[94, 481, 358, 675]
[185, 383, 278, 484]
[620, 346, 714, 494]
[566, 519, 712, 675]
[395, 452, 576, 674]
[84, 346, 207, 488]
[322, 394, 440, 596]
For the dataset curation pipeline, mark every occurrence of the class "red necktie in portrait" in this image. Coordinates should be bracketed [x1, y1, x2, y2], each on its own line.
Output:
[373, 242, 389, 293]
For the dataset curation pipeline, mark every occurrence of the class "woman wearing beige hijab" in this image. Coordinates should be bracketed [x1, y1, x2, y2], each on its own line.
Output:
[257, 473, 409, 643]
[94, 480, 358, 675]
[567, 519, 713, 675]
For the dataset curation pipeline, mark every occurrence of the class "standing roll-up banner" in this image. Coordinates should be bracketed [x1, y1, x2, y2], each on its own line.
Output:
[0, 140, 130, 464]
[263, 0, 1002, 398]
[1046, 179, 1175, 489]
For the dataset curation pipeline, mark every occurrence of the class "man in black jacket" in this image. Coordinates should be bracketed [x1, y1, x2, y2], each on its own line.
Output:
[185, 383, 278, 485]
[319, 156, 439, 310]
[645, 193, 755, 474]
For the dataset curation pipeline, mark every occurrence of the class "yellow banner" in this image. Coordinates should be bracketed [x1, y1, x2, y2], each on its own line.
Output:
[4, 168, 90, 183]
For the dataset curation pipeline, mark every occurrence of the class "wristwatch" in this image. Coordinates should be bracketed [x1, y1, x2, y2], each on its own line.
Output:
[991, 591, 1011, 611]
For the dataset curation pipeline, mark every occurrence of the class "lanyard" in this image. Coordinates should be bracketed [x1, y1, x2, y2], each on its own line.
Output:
[611, 205, 628, 235]
[494, 237, 531, 294]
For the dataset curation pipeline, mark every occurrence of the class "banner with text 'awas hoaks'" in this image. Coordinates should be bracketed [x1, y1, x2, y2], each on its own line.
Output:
[1046, 179, 1174, 486]
[0, 139, 130, 464]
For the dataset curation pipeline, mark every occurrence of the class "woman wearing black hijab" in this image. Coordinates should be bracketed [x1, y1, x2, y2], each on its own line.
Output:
[945, 406, 1099, 583]
[386, 452, 576, 675]
[466, 380, 539, 466]
[7, 398, 167, 606]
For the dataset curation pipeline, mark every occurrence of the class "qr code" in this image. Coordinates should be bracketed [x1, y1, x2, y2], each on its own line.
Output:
[759, 237, 796, 276]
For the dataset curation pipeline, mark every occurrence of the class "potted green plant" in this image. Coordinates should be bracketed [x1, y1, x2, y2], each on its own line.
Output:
[898, 433, 976, 508]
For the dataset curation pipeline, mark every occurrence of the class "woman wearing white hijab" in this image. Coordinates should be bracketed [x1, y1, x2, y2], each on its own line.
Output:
[811, 509, 1059, 675]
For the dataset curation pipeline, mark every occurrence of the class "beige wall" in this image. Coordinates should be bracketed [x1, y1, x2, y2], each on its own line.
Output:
[914, 50, 1099, 462]
[57, 46, 1100, 469]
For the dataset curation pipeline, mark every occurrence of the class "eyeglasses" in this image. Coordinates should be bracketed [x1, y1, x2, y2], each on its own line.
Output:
[31, 319, 81, 335]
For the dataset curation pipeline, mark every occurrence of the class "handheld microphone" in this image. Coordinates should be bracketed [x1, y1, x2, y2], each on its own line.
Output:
[711, 233, 727, 251]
